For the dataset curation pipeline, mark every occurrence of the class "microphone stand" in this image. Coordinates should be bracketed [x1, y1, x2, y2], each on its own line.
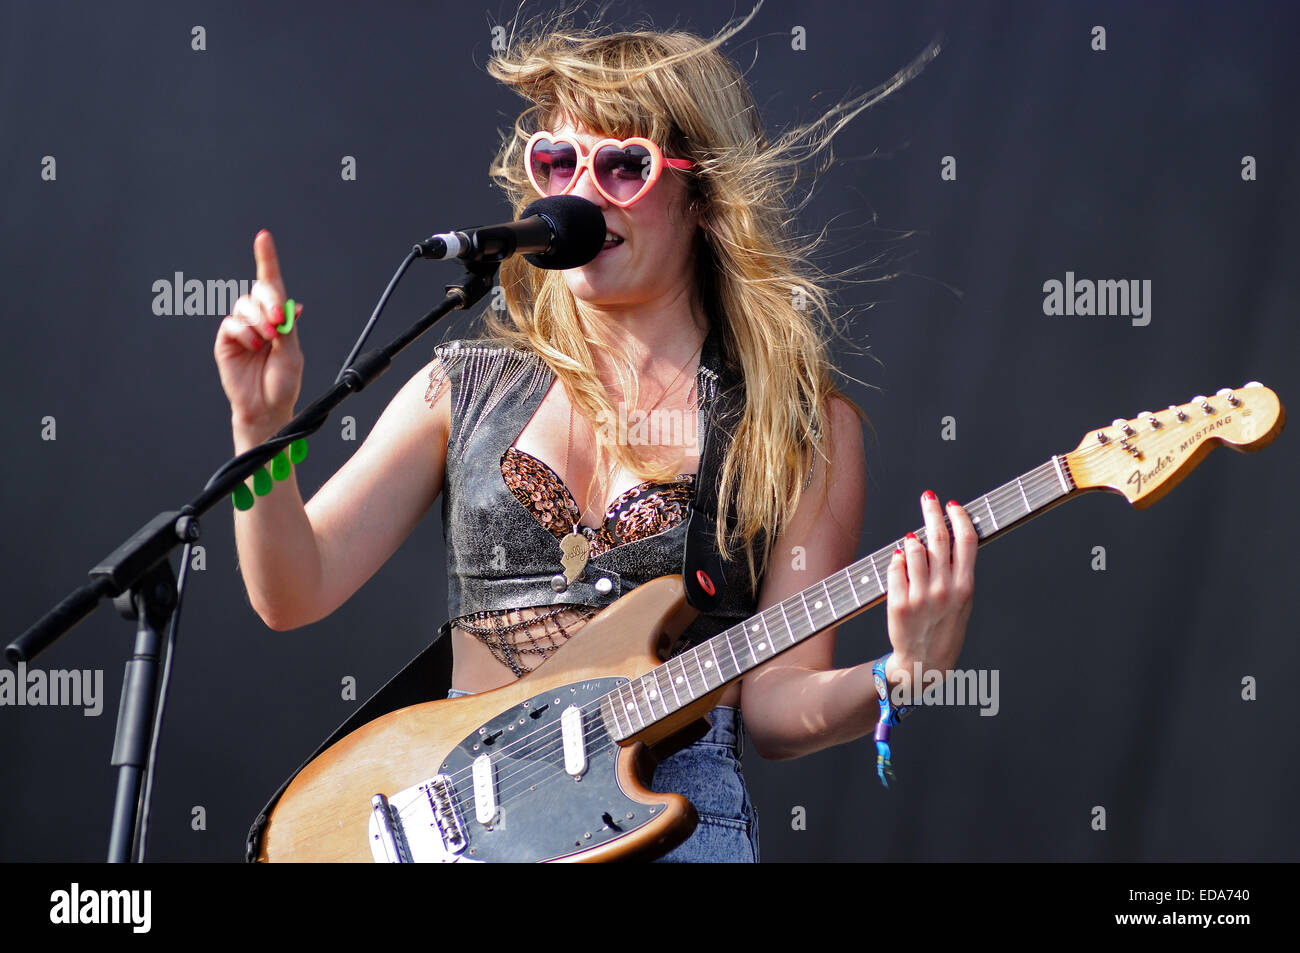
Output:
[6, 257, 500, 862]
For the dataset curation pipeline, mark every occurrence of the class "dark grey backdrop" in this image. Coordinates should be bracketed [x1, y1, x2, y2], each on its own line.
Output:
[2, 0, 1296, 862]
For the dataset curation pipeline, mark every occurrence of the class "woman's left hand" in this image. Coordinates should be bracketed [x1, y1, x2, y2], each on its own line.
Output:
[883, 491, 978, 691]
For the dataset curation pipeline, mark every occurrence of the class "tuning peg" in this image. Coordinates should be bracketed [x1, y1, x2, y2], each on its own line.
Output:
[1168, 404, 1189, 422]
[1216, 387, 1241, 407]
[1138, 411, 1161, 429]
[1112, 418, 1136, 437]
[1192, 395, 1213, 414]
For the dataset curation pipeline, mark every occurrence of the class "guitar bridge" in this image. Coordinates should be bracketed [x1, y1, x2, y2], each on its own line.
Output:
[368, 774, 476, 863]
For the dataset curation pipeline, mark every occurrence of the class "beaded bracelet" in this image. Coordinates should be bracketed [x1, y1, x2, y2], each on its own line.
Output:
[232, 439, 308, 510]
[872, 652, 914, 788]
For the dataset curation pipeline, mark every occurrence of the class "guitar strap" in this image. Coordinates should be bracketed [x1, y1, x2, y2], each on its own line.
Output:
[681, 336, 751, 614]
[243, 332, 747, 862]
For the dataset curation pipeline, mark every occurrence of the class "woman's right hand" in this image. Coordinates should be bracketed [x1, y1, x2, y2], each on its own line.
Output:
[214, 229, 305, 430]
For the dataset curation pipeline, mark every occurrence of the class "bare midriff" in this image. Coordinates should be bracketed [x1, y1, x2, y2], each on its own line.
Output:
[449, 606, 742, 708]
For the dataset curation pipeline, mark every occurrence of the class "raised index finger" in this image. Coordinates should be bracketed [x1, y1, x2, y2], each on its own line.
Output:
[254, 229, 285, 294]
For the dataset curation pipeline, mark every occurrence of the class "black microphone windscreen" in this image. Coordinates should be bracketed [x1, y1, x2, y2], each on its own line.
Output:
[521, 196, 607, 270]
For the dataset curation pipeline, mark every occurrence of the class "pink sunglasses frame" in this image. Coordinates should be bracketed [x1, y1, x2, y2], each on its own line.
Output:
[524, 130, 695, 208]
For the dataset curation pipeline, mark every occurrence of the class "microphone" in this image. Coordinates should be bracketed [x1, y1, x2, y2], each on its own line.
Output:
[414, 196, 606, 270]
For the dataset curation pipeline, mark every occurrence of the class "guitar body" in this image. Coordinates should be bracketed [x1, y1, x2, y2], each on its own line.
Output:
[258, 575, 725, 862]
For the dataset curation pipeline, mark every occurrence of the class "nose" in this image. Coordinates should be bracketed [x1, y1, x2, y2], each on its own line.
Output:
[568, 162, 609, 209]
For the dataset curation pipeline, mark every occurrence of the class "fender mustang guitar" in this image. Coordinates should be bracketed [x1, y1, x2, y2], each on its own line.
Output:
[257, 383, 1284, 862]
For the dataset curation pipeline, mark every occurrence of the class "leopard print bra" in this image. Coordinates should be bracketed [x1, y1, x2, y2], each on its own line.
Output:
[499, 446, 696, 554]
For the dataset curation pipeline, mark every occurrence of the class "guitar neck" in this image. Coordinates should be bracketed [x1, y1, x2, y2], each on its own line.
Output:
[601, 455, 1077, 741]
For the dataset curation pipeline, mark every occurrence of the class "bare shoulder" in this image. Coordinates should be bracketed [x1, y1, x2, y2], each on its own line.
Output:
[807, 394, 867, 519]
[824, 395, 866, 469]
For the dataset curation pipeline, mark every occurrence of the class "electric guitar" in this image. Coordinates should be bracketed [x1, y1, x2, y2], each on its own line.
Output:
[256, 383, 1284, 862]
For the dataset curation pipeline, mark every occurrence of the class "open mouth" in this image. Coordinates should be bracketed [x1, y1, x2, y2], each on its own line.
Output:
[602, 228, 624, 251]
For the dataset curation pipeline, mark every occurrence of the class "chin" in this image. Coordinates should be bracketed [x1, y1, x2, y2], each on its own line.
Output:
[563, 268, 633, 307]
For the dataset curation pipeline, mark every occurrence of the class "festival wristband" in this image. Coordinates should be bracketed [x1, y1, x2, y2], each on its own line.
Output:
[872, 652, 914, 788]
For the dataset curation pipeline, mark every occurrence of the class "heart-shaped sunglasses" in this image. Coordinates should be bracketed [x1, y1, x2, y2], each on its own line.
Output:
[525, 131, 695, 208]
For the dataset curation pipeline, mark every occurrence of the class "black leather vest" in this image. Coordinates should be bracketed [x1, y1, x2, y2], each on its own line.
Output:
[434, 328, 759, 650]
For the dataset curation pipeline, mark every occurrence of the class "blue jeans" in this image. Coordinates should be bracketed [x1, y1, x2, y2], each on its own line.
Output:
[446, 689, 759, 863]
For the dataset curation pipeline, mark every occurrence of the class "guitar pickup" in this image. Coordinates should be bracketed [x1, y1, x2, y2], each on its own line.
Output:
[472, 754, 498, 825]
[561, 704, 587, 778]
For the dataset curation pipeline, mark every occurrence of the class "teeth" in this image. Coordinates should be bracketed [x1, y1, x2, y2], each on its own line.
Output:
[604, 233, 622, 242]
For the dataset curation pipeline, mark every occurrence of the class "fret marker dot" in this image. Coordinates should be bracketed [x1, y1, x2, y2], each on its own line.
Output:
[705, 660, 713, 668]
[625, 703, 636, 712]
[860, 577, 868, 584]
[814, 600, 822, 609]
[758, 642, 767, 651]
[751, 623, 759, 631]
[648, 689, 657, 699]
[675, 676, 684, 685]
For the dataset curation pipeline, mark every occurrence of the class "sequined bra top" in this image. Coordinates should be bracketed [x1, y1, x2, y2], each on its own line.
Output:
[425, 331, 761, 665]
[499, 447, 695, 555]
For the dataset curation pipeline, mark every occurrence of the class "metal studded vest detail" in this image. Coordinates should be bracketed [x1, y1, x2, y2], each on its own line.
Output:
[430, 330, 760, 652]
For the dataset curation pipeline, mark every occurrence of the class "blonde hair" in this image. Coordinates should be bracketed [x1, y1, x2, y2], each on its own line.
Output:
[477, 4, 938, 592]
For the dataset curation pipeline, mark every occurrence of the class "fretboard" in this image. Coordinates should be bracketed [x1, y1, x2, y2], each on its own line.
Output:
[600, 455, 1076, 741]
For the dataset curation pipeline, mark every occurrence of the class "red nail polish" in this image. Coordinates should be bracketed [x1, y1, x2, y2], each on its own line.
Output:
[906, 531, 917, 541]
[894, 547, 903, 555]
[947, 499, 959, 508]
[923, 489, 936, 501]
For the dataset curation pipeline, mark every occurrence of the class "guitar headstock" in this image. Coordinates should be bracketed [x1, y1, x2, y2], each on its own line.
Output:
[1065, 382, 1285, 508]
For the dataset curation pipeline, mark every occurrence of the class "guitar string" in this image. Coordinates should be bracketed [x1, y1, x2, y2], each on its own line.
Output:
[395, 458, 1084, 813]
[402, 422, 1234, 837]
[485, 421, 1217, 788]
[401, 471, 1142, 829]
[397, 435, 1187, 820]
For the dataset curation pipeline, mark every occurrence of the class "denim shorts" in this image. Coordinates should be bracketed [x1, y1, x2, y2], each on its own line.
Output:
[446, 689, 759, 863]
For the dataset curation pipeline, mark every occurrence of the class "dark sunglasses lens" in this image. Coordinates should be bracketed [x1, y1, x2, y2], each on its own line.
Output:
[594, 144, 654, 202]
[529, 139, 577, 193]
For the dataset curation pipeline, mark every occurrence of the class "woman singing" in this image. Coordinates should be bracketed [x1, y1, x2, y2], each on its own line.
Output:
[215, 15, 977, 862]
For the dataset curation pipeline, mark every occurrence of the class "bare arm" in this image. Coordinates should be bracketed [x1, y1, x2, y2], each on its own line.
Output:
[233, 359, 450, 630]
[739, 397, 872, 759]
[739, 396, 978, 760]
